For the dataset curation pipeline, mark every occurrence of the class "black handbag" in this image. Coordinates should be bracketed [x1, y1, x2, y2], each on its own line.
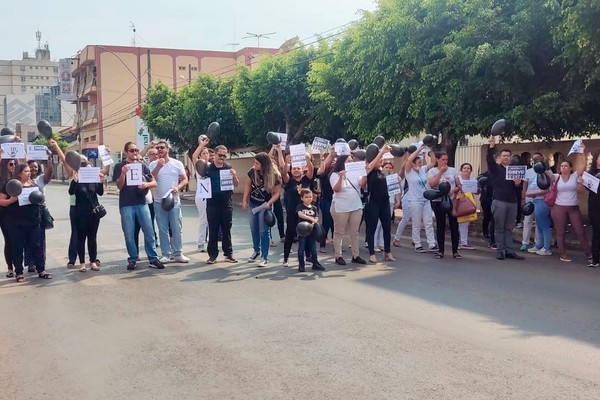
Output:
[41, 206, 54, 229]
[92, 204, 107, 219]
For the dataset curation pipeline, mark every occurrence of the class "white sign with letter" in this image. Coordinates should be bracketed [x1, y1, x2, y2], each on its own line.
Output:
[26, 145, 49, 160]
[567, 140, 584, 157]
[386, 173, 402, 195]
[345, 161, 367, 180]
[311, 137, 330, 152]
[582, 172, 599, 194]
[1, 143, 25, 159]
[126, 163, 143, 186]
[506, 165, 526, 180]
[196, 178, 212, 199]
[335, 142, 351, 156]
[220, 169, 234, 191]
[290, 144, 307, 168]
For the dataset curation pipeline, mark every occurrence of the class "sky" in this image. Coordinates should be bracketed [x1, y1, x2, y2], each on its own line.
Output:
[1, 0, 377, 61]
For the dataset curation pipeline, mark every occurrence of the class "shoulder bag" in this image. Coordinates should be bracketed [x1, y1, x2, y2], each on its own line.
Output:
[452, 191, 477, 218]
[544, 176, 559, 207]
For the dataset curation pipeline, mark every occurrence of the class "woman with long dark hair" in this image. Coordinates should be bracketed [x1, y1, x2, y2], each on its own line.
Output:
[317, 147, 335, 253]
[427, 151, 462, 259]
[69, 158, 105, 272]
[0, 158, 17, 277]
[0, 163, 50, 282]
[587, 150, 600, 267]
[242, 152, 282, 267]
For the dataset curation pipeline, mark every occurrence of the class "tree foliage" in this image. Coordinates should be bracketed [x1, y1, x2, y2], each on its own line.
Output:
[34, 131, 69, 154]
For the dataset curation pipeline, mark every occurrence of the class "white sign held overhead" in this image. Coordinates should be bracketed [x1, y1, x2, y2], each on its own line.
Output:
[126, 163, 143, 186]
[277, 133, 288, 150]
[289, 144, 307, 168]
[98, 145, 114, 166]
[78, 167, 101, 183]
[1, 143, 25, 159]
[567, 140, 584, 156]
[345, 161, 367, 180]
[582, 172, 599, 194]
[335, 142, 351, 156]
[311, 137, 330, 152]
[26, 145, 49, 160]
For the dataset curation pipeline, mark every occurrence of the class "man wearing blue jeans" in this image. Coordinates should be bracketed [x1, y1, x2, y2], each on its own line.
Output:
[113, 141, 165, 271]
[149, 140, 189, 264]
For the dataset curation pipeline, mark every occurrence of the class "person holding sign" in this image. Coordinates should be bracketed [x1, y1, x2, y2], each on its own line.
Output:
[202, 145, 239, 264]
[402, 144, 438, 253]
[242, 152, 282, 267]
[373, 160, 400, 251]
[486, 136, 524, 260]
[586, 150, 600, 268]
[551, 153, 591, 263]
[364, 144, 396, 263]
[192, 137, 211, 252]
[112, 142, 165, 271]
[149, 140, 190, 264]
[427, 151, 462, 260]
[524, 154, 553, 256]
[280, 148, 314, 267]
[69, 159, 105, 272]
[0, 164, 50, 282]
[0, 158, 17, 277]
[457, 163, 479, 250]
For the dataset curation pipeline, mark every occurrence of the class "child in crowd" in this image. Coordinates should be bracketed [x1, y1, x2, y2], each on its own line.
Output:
[296, 189, 325, 272]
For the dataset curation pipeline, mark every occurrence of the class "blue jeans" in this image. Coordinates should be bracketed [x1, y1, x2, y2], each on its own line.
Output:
[298, 235, 318, 269]
[154, 201, 183, 257]
[120, 204, 158, 262]
[533, 198, 552, 251]
[249, 202, 271, 260]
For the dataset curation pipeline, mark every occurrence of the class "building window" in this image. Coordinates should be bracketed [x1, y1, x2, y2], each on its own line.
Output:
[35, 66, 38, 69]
[21, 85, 26, 92]
[20, 65, 25, 71]
[45, 66, 49, 70]
[53, 67, 58, 73]
[30, 86, 33, 89]
[20, 76, 26, 82]
[178, 66, 186, 71]
[90, 135, 97, 141]
[191, 66, 198, 71]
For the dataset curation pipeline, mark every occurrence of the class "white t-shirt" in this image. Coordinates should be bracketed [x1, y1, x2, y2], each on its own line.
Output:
[427, 166, 458, 200]
[405, 166, 429, 202]
[524, 168, 538, 200]
[148, 158, 186, 202]
[330, 172, 363, 213]
[555, 173, 579, 206]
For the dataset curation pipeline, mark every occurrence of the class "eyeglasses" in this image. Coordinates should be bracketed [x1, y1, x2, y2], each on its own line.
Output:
[155, 146, 166, 150]
[216, 153, 227, 158]
[7, 162, 16, 167]
[127, 148, 139, 153]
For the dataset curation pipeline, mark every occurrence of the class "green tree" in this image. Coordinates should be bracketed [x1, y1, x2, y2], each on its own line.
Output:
[33, 131, 69, 154]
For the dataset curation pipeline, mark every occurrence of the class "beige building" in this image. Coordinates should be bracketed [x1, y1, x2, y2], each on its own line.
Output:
[66, 44, 278, 158]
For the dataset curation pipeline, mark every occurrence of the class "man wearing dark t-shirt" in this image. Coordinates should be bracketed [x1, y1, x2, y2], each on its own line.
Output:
[203, 145, 239, 264]
[112, 141, 164, 270]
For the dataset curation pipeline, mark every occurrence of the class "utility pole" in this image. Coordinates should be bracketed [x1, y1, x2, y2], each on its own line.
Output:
[188, 63, 192, 84]
[147, 49, 153, 141]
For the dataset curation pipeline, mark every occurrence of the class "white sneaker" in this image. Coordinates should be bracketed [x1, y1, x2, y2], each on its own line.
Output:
[248, 251, 260, 262]
[282, 259, 289, 267]
[527, 246, 540, 254]
[172, 254, 190, 263]
[158, 256, 173, 264]
[258, 259, 268, 268]
[536, 248, 552, 256]
[197, 244, 205, 252]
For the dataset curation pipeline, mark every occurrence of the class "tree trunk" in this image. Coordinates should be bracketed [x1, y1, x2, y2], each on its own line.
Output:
[440, 132, 459, 167]
[289, 116, 314, 144]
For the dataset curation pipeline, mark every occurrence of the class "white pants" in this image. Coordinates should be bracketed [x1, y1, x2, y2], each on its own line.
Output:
[459, 222, 470, 245]
[195, 196, 209, 245]
[394, 196, 411, 240]
[410, 200, 436, 248]
[375, 202, 395, 247]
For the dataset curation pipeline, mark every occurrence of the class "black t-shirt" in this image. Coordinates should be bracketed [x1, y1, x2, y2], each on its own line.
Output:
[205, 162, 233, 208]
[318, 170, 333, 201]
[247, 168, 280, 205]
[284, 173, 311, 214]
[69, 180, 103, 213]
[296, 203, 318, 220]
[367, 169, 389, 204]
[1, 182, 41, 226]
[112, 161, 153, 208]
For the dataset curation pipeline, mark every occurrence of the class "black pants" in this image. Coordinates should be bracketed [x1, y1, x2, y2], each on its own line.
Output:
[590, 209, 600, 264]
[298, 236, 317, 269]
[207, 206, 233, 259]
[283, 212, 299, 261]
[0, 217, 13, 271]
[273, 198, 285, 239]
[319, 198, 333, 247]
[8, 223, 45, 276]
[481, 199, 495, 244]
[365, 201, 391, 254]
[76, 211, 101, 263]
[68, 205, 78, 264]
[432, 202, 459, 255]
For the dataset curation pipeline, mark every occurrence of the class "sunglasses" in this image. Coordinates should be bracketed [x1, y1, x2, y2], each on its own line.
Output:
[216, 153, 227, 158]
[127, 148, 139, 153]
[7, 162, 16, 167]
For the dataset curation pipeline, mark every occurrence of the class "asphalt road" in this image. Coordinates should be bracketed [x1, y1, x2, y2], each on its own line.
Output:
[1, 184, 599, 399]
